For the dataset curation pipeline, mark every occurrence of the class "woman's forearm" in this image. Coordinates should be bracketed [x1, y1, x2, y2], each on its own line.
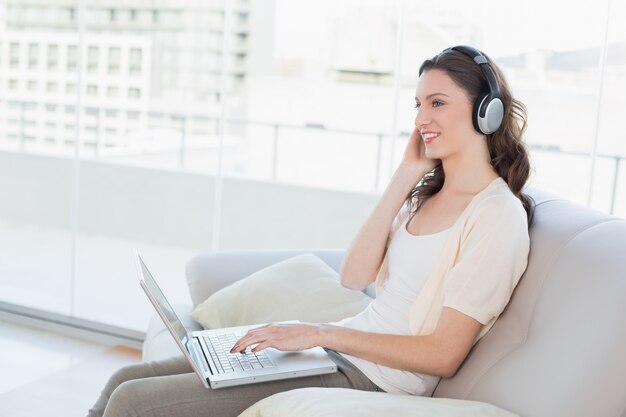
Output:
[232, 311, 481, 376]
[339, 164, 430, 290]
[317, 324, 454, 377]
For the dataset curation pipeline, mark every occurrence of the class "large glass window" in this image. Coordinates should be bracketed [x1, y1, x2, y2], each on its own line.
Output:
[0, 1, 78, 315]
[0, 0, 622, 334]
[595, 0, 626, 217]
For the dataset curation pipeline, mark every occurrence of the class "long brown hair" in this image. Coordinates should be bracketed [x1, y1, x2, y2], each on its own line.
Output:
[406, 48, 535, 227]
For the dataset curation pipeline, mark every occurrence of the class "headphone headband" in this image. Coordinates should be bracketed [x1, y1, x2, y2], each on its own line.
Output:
[448, 45, 501, 97]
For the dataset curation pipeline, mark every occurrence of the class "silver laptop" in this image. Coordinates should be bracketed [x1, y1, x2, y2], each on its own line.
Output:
[134, 250, 337, 389]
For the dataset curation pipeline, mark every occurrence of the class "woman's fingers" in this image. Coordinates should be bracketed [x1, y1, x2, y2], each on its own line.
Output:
[231, 335, 257, 353]
[230, 323, 316, 353]
[251, 341, 271, 353]
[231, 328, 276, 353]
[230, 324, 275, 353]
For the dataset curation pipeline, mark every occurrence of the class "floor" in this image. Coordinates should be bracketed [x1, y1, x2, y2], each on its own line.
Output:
[0, 320, 142, 417]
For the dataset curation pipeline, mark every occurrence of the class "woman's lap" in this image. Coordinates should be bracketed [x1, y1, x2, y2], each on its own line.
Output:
[89, 351, 381, 417]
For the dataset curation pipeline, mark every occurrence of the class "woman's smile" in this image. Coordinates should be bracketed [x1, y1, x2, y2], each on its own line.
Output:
[421, 131, 440, 143]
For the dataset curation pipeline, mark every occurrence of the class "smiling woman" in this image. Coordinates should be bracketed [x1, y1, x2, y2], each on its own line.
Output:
[408, 46, 534, 227]
[87, 45, 533, 417]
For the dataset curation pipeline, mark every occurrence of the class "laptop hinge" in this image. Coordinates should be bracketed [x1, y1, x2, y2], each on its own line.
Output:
[188, 337, 214, 376]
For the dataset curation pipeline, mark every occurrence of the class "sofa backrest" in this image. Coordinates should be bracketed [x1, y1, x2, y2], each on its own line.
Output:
[433, 186, 626, 417]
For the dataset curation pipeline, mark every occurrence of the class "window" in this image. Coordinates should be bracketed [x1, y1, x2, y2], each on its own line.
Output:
[108, 47, 120, 74]
[10, 42, 19, 68]
[129, 48, 142, 76]
[28, 80, 38, 91]
[128, 87, 141, 99]
[28, 43, 38, 69]
[10, 0, 587, 341]
[106, 86, 119, 97]
[9, 79, 18, 90]
[47, 44, 59, 71]
[67, 45, 77, 71]
[237, 12, 249, 24]
[87, 46, 98, 73]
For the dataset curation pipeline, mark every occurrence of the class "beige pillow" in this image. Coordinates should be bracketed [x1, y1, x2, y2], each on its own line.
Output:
[237, 387, 520, 417]
[190, 253, 372, 329]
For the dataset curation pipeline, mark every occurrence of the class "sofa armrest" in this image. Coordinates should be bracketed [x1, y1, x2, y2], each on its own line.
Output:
[185, 249, 346, 307]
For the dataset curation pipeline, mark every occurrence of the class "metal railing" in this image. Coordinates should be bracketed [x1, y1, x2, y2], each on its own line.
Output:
[2, 98, 624, 214]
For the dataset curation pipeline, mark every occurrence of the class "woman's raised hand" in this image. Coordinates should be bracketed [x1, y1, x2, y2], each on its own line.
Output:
[401, 127, 438, 173]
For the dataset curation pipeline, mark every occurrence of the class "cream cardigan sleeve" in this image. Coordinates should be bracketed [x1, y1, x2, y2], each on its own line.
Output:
[374, 179, 530, 339]
[442, 195, 530, 325]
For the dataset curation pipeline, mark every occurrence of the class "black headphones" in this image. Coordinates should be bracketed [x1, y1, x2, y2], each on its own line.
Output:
[441, 45, 504, 135]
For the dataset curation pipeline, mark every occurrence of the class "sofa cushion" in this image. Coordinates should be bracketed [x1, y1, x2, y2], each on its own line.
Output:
[237, 387, 520, 417]
[190, 253, 372, 328]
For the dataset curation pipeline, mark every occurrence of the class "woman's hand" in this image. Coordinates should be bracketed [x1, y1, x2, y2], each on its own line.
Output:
[230, 323, 322, 354]
[401, 126, 438, 173]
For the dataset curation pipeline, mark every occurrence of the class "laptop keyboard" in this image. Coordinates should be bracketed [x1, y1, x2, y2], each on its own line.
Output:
[203, 332, 275, 374]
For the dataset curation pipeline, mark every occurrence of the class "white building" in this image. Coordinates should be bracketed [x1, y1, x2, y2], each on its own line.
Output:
[0, 0, 256, 156]
[0, 31, 151, 155]
[2, 0, 253, 104]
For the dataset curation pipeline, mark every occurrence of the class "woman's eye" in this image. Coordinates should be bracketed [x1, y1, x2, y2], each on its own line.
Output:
[414, 103, 420, 109]
[432, 100, 444, 107]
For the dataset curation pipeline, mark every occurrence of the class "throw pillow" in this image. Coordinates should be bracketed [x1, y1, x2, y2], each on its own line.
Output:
[190, 253, 372, 329]
[237, 387, 521, 417]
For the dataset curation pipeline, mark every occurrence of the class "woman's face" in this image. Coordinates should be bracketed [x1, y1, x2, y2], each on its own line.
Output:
[414, 69, 481, 160]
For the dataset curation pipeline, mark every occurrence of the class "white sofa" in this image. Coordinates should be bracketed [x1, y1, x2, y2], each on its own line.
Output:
[143, 185, 626, 417]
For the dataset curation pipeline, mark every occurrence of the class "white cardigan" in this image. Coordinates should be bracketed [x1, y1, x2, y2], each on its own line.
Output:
[374, 177, 531, 342]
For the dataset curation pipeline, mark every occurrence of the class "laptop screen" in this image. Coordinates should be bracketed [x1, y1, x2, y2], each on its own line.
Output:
[137, 254, 188, 342]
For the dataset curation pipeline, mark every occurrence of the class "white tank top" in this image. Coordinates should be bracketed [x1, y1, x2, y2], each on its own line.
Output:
[334, 217, 452, 396]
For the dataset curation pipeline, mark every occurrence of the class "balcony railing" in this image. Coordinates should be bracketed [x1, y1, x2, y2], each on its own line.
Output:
[1, 98, 624, 214]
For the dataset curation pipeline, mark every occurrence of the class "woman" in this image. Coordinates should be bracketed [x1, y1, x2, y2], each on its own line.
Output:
[89, 45, 534, 416]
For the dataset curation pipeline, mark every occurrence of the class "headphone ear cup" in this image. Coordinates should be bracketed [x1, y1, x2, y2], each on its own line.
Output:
[473, 93, 504, 135]
[472, 92, 489, 134]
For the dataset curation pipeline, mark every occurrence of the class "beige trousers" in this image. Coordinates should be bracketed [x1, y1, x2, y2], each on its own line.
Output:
[87, 349, 383, 417]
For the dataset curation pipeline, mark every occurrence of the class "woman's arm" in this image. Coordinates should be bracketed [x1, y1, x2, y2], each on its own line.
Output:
[231, 307, 482, 378]
[339, 164, 428, 290]
[340, 128, 436, 290]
